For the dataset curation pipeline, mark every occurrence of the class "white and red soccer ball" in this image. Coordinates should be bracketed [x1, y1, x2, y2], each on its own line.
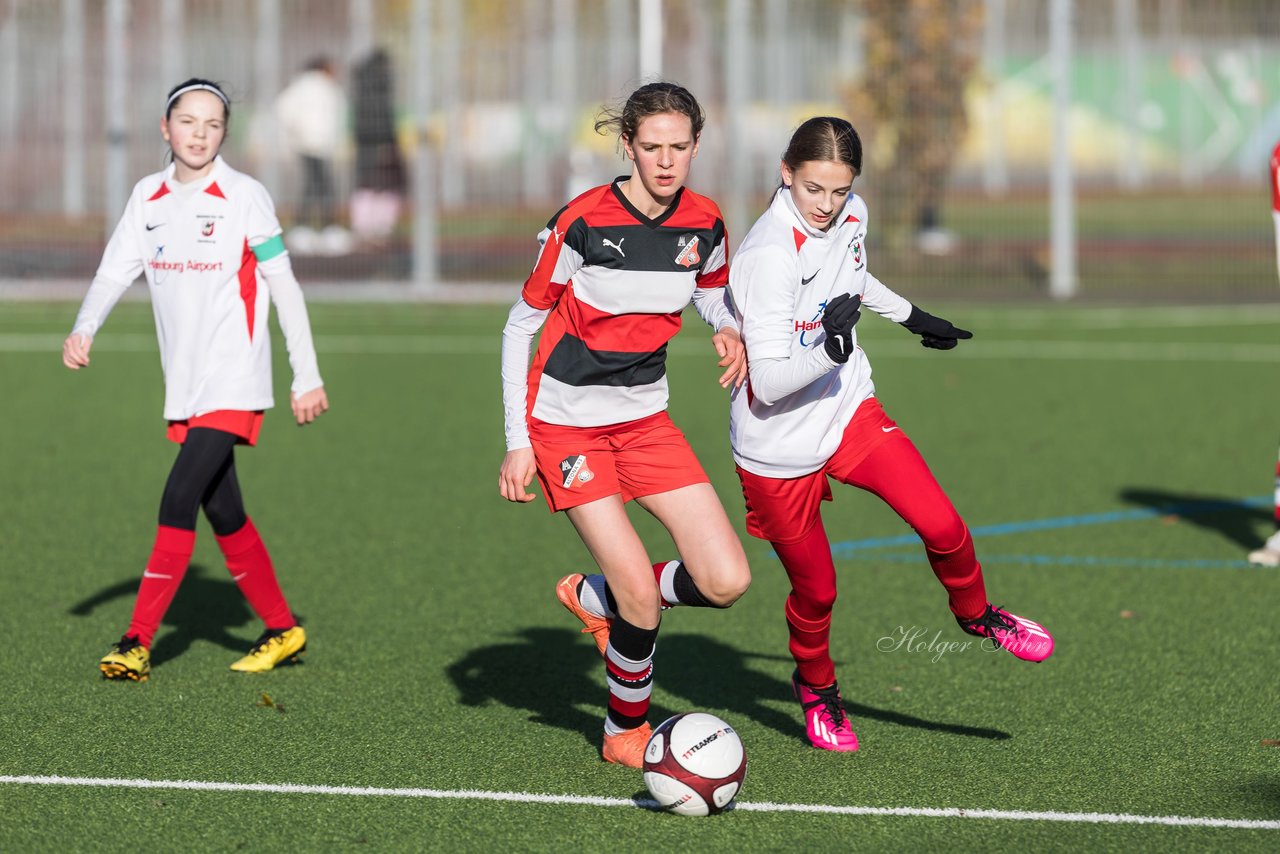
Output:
[642, 712, 747, 816]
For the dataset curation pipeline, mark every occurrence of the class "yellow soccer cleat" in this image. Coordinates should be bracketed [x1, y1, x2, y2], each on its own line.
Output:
[229, 626, 307, 673]
[100, 635, 150, 682]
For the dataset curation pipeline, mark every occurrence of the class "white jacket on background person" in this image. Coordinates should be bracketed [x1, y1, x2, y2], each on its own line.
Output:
[275, 69, 347, 159]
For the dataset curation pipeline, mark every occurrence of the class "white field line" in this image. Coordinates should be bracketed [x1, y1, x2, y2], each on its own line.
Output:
[1, 775, 1276, 830]
[2, 333, 1280, 363]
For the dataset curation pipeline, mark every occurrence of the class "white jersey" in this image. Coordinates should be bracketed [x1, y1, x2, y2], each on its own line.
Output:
[728, 188, 912, 477]
[72, 156, 322, 421]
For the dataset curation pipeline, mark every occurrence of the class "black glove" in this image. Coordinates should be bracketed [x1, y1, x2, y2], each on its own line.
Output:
[901, 305, 972, 350]
[821, 293, 862, 363]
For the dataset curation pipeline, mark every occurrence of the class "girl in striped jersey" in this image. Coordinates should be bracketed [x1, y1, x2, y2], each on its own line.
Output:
[63, 79, 327, 682]
[728, 117, 1055, 752]
[499, 83, 752, 768]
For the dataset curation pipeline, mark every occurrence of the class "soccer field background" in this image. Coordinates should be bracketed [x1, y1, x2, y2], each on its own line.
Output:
[1, 300, 1278, 851]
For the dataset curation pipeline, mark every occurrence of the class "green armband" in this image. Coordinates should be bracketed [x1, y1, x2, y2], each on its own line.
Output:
[251, 234, 287, 262]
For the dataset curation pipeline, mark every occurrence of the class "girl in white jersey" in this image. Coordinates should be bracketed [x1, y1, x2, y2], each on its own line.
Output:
[498, 83, 752, 768]
[729, 117, 1054, 753]
[63, 79, 328, 682]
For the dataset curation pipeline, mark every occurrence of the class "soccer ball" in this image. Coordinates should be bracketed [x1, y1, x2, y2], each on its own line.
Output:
[642, 712, 747, 817]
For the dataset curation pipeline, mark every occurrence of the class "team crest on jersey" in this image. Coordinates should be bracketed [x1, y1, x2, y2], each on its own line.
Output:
[675, 235, 701, 268]
[201, 220, 216, 237]
[559, 454, 595, 488]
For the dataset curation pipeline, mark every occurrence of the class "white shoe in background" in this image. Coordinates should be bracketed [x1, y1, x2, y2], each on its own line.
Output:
[1246, 530, 1280, 567]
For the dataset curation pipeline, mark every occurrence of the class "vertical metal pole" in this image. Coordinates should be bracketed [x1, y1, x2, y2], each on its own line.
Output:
[439, 0, 464, 206]
[255, 0, 281, 196]
[63, 0, 86, 216]
[411, 0, 437, 288]
[2, 1, 21, 149]
[104, 0, 129, 235]
[1049, 0, 1076, 299]
[724, 0, 748, 251]
[639, 0, 662, 80]
[981, 0, 1008, 196]
[1115, 0, 1143, 189]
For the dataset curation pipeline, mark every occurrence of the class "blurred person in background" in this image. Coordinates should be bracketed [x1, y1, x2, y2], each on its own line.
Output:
[63, 78, 329, 681]
[498, 82, 752, 769]
[350, 48, 407, 247]
[275, 56, 351, 256]
[727, 117, 1054, 753]
[1247, 139, 1280, 566]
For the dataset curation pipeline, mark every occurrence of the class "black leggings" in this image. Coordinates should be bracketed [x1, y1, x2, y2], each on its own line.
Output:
[157, 428, 248, 536]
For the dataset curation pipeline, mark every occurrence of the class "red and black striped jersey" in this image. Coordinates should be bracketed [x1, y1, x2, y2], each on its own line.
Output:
[521, 179, 729, 428]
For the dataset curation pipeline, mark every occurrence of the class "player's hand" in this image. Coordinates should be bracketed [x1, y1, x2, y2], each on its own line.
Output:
[821, 293, 862, 363]
[712, 326, 747, 389]
[900, 305, 972, 350]
[499, 447, 538, 503]
[291, 386, 329, 425]
[62, 333, 93, 369]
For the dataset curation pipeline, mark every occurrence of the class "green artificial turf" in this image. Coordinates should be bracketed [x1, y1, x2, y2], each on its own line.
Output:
[1, 300, 1278, 851]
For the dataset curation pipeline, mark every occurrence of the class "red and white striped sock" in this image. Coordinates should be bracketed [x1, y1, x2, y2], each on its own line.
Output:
[603, 615, 657, 735]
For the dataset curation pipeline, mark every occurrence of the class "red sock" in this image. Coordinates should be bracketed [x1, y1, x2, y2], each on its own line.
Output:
[773, 518, 839, 688]
[215, 518, 295, 629]
[926, 527, 988, 621]
[785, 595, 835, 689]
[126, 525, 196, 647]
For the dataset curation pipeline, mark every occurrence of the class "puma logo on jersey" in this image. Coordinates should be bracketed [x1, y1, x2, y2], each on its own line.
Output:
[602, 237, 626, 257]
[552, 226, 563, 244]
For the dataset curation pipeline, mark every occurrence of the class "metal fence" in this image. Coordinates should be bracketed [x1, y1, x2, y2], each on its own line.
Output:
[2, 0, 1279, 299]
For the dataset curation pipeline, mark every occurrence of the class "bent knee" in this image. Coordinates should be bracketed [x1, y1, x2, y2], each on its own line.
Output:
[703, 565, 752, 608]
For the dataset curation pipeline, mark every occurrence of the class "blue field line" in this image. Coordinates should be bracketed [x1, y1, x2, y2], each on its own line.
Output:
[833, 552, 1265, 571]
[827, 496, 1272, 556]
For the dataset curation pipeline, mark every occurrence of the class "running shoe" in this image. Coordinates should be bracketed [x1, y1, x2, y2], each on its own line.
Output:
[229, 626, 307, 672]
[958, 604, 1054, 662]
[1246, 531, 1280, 567]
[556, 573, 611, 655]
[792, 670, 859, 752]
[99, 635, 150, 682]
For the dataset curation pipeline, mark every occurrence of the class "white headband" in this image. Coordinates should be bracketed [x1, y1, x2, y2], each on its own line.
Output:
[166, 84, 229, 111]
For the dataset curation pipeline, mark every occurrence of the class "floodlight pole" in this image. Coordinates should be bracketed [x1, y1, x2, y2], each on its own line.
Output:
[1049, 0, 1077, 300]
[411, 0, 438, 289]
[639, 0, 662, 79]
[104, 0, 128, 238]
[62, 0, 86, 217]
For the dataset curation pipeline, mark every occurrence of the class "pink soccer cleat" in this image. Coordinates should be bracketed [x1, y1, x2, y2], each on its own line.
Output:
[792, 670, 859, 752]
[958, 604, 1054, 663]
[556, 573, 611, 656]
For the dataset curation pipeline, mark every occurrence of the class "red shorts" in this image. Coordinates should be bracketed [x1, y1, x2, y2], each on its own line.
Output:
[167, 410, 264, 446]
[529, 411, 710, 513]
[736, 396, 899, 543]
